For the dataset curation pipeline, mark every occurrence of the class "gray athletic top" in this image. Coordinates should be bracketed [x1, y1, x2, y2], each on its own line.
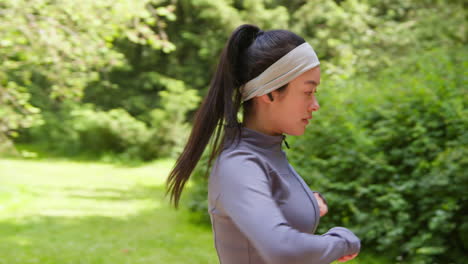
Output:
[208, 126, 361, 264]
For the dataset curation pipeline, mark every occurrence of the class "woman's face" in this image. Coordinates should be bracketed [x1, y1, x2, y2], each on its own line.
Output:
[270, 66, 321, 136]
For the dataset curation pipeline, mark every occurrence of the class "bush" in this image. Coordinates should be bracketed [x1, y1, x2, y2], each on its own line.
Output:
[144, 76, 201, 159]
[289, 47, 467, 263]
[26, 104, 151, 161]
[71, 106, 151, 159]
[21, 75, 200, 161]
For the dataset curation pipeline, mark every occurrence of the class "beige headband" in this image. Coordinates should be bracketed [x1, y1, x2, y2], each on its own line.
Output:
[240, 42, 320, 102]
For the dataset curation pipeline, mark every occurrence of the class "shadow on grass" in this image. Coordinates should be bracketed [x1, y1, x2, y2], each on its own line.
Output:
[63, 185, 168, 201]
[6, 143, 161, 168]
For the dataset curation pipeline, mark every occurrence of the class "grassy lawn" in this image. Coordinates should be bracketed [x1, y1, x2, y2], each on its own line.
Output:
[0, 158, 390, 264]
[0, 158, 217, 264]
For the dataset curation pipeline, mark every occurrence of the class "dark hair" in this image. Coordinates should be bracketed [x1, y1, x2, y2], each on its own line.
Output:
[165, 24, 305, 208]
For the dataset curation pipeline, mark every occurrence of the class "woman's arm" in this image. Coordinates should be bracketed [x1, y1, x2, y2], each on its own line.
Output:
[216, 154, 360, 264]
[312, 192, 359, 263]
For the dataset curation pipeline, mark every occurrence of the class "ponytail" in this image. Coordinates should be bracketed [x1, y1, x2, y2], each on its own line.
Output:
[165, 24, 261, 208]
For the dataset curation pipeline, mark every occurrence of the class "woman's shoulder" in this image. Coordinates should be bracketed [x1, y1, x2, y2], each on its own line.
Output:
[218, 146, 263, 166]
[213, 146, 271, 176]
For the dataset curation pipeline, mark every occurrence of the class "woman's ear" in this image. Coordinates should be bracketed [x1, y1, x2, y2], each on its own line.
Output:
[259, 93, 274, 104]
[267, 93, 274, 102]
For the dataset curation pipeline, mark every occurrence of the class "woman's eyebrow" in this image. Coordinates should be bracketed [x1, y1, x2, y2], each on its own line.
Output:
[305, 80, 320, 85]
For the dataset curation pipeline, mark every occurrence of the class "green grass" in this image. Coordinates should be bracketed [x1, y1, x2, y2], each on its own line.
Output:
[0, 158, 217, 264]
[0, 158, 390, 264]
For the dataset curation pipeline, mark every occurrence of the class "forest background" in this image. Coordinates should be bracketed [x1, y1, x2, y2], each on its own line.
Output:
[1, 0, 466, 263]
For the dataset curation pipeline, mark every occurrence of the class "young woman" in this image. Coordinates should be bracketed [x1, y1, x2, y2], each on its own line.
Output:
[166, 24, 361, 264]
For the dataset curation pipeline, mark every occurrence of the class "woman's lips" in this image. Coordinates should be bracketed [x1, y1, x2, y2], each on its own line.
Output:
[302, 116, 312, 125]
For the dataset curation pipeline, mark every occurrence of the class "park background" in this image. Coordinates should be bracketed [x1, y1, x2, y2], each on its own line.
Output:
[0, 0, 466, 263]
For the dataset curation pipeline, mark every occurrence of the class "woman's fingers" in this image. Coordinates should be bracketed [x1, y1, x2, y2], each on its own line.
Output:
[313, 192, 328, 217]
[337, 253, 358, 262]
[337, 257, 348, 262]
[338, 255, 352, 261]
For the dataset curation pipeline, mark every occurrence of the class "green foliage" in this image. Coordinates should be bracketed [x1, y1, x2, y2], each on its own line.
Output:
[26, 72, 201, 161]
[81, 69, 202, 160]
[4, 0, 465, 161]
[158, 0, 291, 94]
[146, 76, 201, 158]
[290, 0, 466, 79]
[288, 47, 467, 263]
[0, 80, 42, 155]
[71, 107, 151, 158]
[0, 0, 174, 152]
[26, 105, 151, 161]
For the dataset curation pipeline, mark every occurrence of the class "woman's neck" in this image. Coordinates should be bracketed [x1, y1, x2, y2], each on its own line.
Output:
[242, 115, 282, 136]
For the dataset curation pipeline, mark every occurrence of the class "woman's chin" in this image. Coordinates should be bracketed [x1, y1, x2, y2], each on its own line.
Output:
[284, 128, 306, 136]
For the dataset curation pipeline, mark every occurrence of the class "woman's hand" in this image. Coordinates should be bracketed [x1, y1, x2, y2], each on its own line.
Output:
[337, 253, 358, 262]
[313, 192, 328, 217]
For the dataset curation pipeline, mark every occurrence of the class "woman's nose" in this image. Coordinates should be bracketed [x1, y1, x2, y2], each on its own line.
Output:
[308, 97, 320, 112]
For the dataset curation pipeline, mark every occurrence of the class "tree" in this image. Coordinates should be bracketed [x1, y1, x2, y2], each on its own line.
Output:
[0, 0, 175, 154]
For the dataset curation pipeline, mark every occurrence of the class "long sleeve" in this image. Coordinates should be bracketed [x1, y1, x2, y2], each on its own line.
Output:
[216, 154, 360, 264]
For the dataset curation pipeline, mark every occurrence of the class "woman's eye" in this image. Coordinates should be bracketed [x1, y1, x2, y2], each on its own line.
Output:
[305, 92, 313, 96]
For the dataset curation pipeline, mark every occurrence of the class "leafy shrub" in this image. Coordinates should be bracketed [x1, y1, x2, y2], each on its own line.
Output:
[24, 75, 201, 161]
[144, 76, 201, 159]
[289, 47, 467, 263]
[70, 106, 151, 159]
[27, 104, 151, 161]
